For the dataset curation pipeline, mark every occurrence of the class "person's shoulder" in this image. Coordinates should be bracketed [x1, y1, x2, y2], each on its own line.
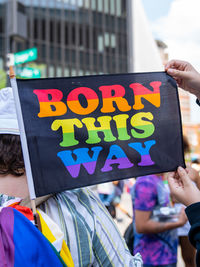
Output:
[134, 175, 158, 196]
[135, 175, 157, 186]
[57, 187, 101, 208]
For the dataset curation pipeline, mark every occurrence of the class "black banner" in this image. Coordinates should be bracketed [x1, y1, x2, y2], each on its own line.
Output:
[16, 72, 185, 197]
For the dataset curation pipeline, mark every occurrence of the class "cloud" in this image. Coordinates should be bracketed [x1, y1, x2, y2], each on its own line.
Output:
[150, 0, 200, 123]
[152, 0, 200, 70]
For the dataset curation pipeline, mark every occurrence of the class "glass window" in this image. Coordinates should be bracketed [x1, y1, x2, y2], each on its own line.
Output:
[70, 0, 76, 6]
[17, 2, 26, 14]
[84, 0, 90, 9]
[42, 19, 45, 40]
[65, 24, 69, 45]
[98, 35, 103, 52]
[116, 0, 121, 16]
[71, 50, 76, 63]
[111, 34, 116, 48]
[65, 49, 70, 62]
[71, 68, 76, 76]
[56, 66, 62, 77]
[41, 44, 46, 59]
[93, 53, 97, 65]
[93, 30, 97, 50]
[64, 68, 69, 77]
[122, 1, 126, 15]
[86, 27, 90, 49]
[34, 18, 38, 39]
[57, 47, 61, 61]
[80, 51, 84, 64]
[85, 52, 90, 66]
[98, 54, 103, 70]
[57, 22, 61, 44]
[91, 0, 96, 10]
[79, 27, 83, 46]
[85, 70, 91, 75]
[104, 0, 109, 13]
[78, 69, 84, 76]
[72, 25, 75, 45]
[97, 0, 103, 12]
[40, 63, 47, 78]
[50, 20, 54, 42]
[50, 46, 54, 60]
[110, 0, 115, 15]
[0, 18, 3, 33]
[77, 0, 84, 7]
[49, 65, 54, 77]
[105, 32, 109, 47]
[0, 37, 3, 54]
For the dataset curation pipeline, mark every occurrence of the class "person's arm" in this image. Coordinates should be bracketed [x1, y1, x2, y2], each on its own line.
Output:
[167, 167, 200, 267]
[165, 59, 200, 99]
[133, 177, 187, 235]
[135, 208, 187, 234]
[185, 202, 200, 267]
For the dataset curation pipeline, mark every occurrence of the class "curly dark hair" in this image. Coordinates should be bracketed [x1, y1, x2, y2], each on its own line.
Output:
[0, 134, 25, 176]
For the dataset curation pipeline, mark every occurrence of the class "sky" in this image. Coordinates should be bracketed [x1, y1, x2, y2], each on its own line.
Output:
[141, 0, 200, 123]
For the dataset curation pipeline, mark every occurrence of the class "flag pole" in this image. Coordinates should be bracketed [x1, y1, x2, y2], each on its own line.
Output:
[9, 66, 38, 225]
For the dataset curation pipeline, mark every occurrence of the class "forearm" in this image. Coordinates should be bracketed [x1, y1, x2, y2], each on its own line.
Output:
[136, 219, 181, 234]
[185, 201, 200, 267]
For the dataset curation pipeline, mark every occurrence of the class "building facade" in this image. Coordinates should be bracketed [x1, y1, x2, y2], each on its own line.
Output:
[1, 0, 131, 79]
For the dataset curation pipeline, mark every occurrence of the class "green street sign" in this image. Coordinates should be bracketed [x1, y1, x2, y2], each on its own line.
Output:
[14, 47, 37, 65]
[16, 67, 41, 78]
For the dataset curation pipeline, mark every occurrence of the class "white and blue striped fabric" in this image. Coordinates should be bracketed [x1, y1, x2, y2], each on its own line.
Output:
[40, 188, 142, 267]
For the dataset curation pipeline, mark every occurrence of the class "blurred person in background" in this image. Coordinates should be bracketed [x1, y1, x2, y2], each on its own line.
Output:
[131, 172, 187, 267]
[97, 180, 124, 219]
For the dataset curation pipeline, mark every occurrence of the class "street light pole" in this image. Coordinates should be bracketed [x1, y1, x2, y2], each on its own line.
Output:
[127, 0, 134, 73]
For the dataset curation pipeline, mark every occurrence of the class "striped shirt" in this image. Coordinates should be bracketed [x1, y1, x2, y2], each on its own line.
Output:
[39, 188, 142, 267]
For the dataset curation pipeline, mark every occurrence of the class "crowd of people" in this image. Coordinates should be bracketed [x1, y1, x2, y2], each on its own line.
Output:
[1, 59, 200, 266]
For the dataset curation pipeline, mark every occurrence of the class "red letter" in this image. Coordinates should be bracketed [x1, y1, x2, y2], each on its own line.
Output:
[129, 81, 161, 110]
[67, 87, 99, 115]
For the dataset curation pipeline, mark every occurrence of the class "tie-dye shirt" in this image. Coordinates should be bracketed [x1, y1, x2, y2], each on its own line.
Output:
[131, 175, 178, 265]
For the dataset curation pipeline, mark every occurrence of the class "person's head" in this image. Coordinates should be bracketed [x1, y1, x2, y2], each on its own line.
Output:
[0, 134, 25, 176]
[0, 87, 25, 176]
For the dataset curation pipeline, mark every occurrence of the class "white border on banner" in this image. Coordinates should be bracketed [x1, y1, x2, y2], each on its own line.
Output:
[10, 68, 36, 200]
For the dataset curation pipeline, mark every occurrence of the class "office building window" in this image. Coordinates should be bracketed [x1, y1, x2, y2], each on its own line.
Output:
[110, 0, 115, 15]
[49, 65, 55, 77]
[98, 35, 103, 52]
[116, 0, 121, 16]
[56, 66, 62, 77]
[97, 0, 103, 12]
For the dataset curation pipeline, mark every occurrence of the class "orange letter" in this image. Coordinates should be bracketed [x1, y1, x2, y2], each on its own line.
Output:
[99, 84, 131, 113]
[33, 89, 67, 117]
